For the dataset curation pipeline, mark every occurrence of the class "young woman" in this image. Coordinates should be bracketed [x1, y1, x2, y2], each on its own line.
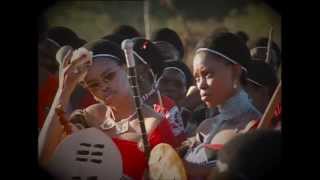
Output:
[38, 28, 94, 121]
[131, 37, 186, 145]
[182, 32, 261, 179]
[151, 28, 204, 131]
[242, 60, 281, 131]
[38, 40, 176, 180]
[158, 61, 193, 107]
[245, 60, 278, 113]
[157, 61, 196, 137]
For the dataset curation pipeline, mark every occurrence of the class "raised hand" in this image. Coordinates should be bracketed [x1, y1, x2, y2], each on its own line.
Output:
[58, 46, 92, 94]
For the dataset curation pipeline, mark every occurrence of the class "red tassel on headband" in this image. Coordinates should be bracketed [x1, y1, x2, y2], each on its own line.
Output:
[142, 40, 149, 50]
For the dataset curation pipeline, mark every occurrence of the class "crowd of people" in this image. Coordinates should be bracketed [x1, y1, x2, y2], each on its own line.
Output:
[38, 24, 281, 180]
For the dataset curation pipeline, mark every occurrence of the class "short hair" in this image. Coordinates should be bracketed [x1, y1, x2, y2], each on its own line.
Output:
[196, 31, 251, 69]
[236, 31, 249, 43]
[132, 37, 165, 78]
[112, 25, 141, 39]
[246, 61, 278, 95]
[151, 28, 184, 59]
[83, 39, 126, 65]
[101, 33, 127, 46]
[196, 31, 251, 85]
[162, 61, 194, 89]
[45, 26, 87, 49]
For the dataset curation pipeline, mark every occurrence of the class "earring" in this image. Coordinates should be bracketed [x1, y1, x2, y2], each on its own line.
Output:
[233, 82, 238, 89]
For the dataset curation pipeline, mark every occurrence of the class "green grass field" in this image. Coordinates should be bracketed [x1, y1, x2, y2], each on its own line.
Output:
[45, 1, 281, 72]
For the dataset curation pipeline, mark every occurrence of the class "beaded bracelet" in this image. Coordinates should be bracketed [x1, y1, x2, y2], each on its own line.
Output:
[55, 104, 72, 135]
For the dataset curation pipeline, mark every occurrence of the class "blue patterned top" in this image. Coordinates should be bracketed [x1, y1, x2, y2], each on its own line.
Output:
[184, 89, 261, 165]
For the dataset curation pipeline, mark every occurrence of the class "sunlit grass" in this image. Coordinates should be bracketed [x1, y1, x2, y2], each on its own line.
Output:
[45, 1, 281, 72]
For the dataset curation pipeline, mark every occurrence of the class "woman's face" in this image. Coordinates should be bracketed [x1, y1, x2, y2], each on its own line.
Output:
[158, 69, 187, 105]
[84, 58, 130, 106]
[193, 52, 238, 108]
[135, 63, 155, 94]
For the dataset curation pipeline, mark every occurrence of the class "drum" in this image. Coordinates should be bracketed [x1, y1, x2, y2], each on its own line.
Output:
[47, 127, 123, 180]
[148, 143, 187, 180]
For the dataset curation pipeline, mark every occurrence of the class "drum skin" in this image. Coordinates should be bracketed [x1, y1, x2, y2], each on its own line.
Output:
[148, 143, 187, 180]
[47, 127, 123, 180]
